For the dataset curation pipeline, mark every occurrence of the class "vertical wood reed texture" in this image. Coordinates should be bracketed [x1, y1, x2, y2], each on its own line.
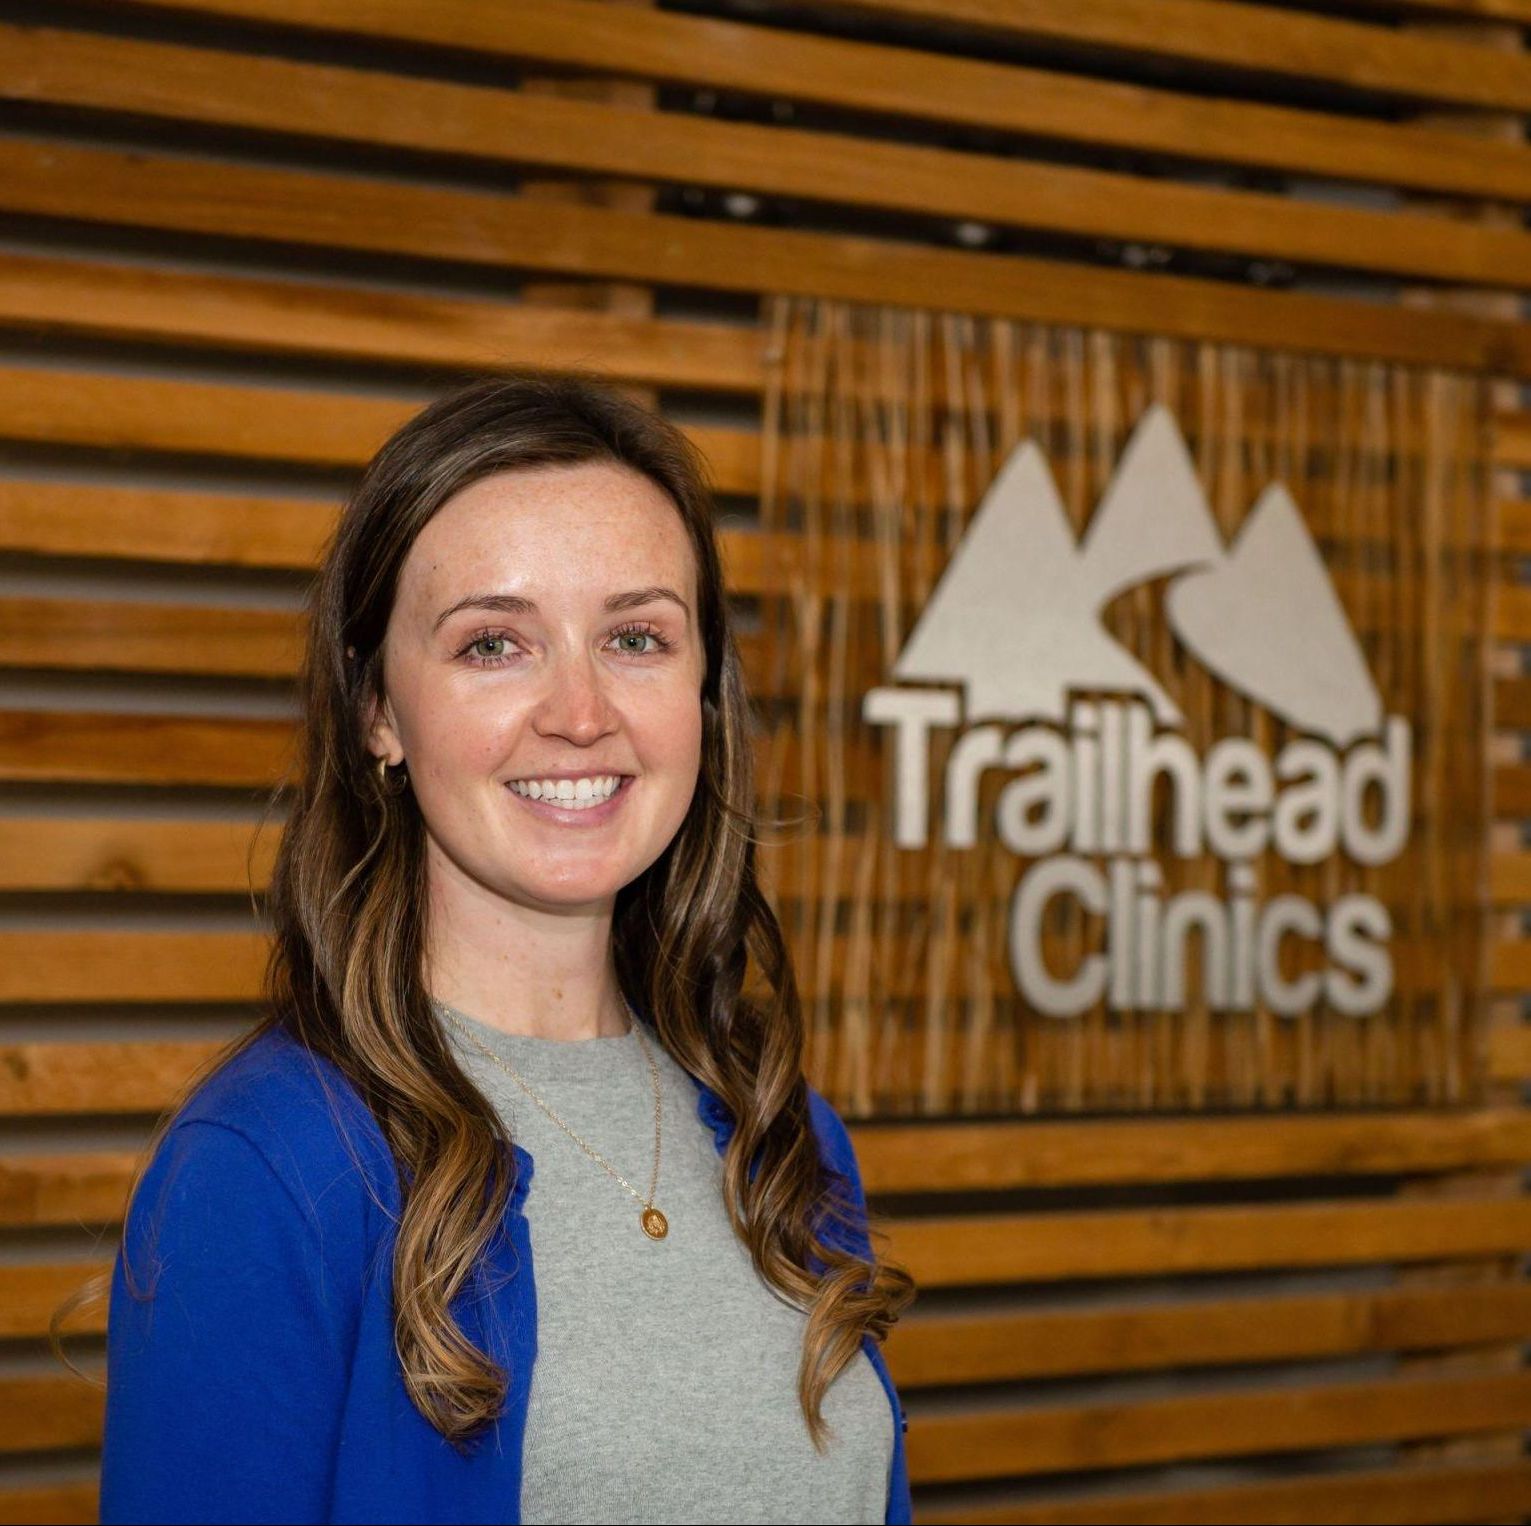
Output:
[758, 295, 1496, 1117]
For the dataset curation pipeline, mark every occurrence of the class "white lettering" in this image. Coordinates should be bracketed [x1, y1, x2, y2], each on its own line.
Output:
[1341, 716, 1411, 866]
[863, 686, 959, 848]
[1010, 858, 1108, 1017]
[996, 729, 1072, 855]
[1257, 895, 1325, 1016]
[1203, 738, 1272, 860]
[1272, 740, 1340, 864]
[1325, 895, 1393, 1015]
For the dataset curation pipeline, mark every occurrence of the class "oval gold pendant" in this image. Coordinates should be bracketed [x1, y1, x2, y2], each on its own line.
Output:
[640, 1206, 669, 1239]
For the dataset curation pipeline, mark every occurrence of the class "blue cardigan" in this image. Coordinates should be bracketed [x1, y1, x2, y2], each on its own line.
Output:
[100, 1024, 911, 1525]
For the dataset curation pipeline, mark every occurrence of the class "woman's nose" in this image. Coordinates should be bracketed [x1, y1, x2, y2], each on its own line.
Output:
[530, 650, 617, 745]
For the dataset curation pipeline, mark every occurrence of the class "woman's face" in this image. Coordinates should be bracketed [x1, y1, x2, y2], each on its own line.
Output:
[368, 460, 705, 915]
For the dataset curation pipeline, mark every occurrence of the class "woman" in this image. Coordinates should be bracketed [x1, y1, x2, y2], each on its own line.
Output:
[86, 371, 915, 1524]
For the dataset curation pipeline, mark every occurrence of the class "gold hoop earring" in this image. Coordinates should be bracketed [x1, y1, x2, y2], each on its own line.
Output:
[377, 755, 391, 785]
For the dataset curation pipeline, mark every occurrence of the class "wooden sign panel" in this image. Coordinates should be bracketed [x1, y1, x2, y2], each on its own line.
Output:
[756, 296, 1494, 1116]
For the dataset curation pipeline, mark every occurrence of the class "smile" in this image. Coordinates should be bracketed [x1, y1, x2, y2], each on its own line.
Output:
[506, 774, 625, 811]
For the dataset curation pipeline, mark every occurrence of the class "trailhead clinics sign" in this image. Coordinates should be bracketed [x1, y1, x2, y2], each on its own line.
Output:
[865, 403, 1406, 1024]
[758, 299, 1493, 1117]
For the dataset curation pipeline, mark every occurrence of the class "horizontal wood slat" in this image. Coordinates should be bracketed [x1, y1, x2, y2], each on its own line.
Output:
[0, 366, 758, 493]
[0, 248, 761, 394]
[1493, 762, 1531, 815]
[0, 480, 336, 571]
[0, 711, 290, 788]
[855, 1108, 1531, 1190]
[1486, 938, 1531, 990]
[887, 1281, 1531, 1384]
[0, 1262, 112, 1340]
[104, 0, 1531, 201]
[1490, 850, 1531, 902]
[1497, 495, 1531, 553]
[0, 365, 410, 469]
[905, 1370, 1531, 1482]
[886, 1195, 1531, 1286]
[1375, 0, 1531, 21]
[0, 933, 267, 1008]
[1490, 673, 1531, 727]
[1487, 1020, 1531, 1083]
[0, 1374, 103, 1456]
[0, 1152, 140, 1228]
[2, 140, 1526, 374]
[14, 24, 1531, 292]
[1496, 584, 1531, 642]
[835, 0, 1531, 112]
[915, 1459, 1531, 1526]
[0, 1482, 96, 1526]
[1494, 410, 1531, 470]
[0, 1038, 224, 1116]
[0, 818, 278, 894]
[0, 597, 301, 680]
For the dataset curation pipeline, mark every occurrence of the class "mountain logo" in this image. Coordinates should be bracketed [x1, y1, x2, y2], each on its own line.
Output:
[891, 403, 1382, 746]
[862, 405, 1410, 1020]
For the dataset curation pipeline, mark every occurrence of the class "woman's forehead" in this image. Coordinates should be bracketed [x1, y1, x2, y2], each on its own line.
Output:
[399, 462, 697, 610]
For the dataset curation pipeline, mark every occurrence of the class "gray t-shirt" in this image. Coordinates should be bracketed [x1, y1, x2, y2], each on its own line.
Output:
[435, 1001, 893, 1526]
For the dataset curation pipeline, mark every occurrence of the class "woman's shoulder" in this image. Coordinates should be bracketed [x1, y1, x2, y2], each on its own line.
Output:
[803, 1084, 878, 1262]
[805, 1083, 861, 1181]
[143, 1022, 398, 1243]
[174, 1020, 369, 1132]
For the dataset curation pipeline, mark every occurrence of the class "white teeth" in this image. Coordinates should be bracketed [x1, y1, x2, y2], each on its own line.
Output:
[507, 775, 622, 810]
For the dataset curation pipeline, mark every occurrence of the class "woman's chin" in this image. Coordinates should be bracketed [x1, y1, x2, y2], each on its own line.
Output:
[513, 871, 631, 913]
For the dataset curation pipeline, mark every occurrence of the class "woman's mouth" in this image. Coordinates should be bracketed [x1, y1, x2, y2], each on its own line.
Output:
[505, 774, 632, 817]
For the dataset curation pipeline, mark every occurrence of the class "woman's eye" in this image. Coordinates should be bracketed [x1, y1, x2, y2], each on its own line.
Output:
[463, 633, 518, 664]
[610, 626, 671, 656]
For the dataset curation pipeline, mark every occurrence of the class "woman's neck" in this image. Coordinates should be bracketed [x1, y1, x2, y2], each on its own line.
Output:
[424, 847, 627, 1042]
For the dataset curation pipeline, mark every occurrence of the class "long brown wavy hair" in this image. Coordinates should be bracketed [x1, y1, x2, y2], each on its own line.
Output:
[53, 369, 914, 1451]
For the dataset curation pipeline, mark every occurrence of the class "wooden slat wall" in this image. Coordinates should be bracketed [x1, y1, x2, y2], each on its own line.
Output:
[0, 2, 1526, 1521]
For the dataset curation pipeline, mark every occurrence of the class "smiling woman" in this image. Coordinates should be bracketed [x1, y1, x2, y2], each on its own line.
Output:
[82, 371, 914, 1526]
[367, 459, 705, 929]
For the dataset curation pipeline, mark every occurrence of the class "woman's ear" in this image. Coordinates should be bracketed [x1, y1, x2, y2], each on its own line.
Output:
[366, 688, 404, 768]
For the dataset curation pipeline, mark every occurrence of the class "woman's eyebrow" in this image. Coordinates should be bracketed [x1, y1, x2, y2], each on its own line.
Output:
[604, 586, 691, 623]
[432, 586, 690, 633]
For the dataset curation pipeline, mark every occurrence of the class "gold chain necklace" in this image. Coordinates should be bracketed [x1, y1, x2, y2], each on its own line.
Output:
[435, 999, 669, 1240]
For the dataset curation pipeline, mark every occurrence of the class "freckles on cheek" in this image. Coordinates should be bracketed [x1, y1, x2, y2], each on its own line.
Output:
[409, 711, 497, 783]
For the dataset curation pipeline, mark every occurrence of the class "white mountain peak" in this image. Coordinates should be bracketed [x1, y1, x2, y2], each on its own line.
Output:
[886, 405, 1383, 745]
[1165, 481, 1383, 746]
[1079, 402, 1223, 607]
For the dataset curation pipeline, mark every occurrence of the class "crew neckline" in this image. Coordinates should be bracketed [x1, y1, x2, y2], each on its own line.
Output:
[433, 998, 640, 1050]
